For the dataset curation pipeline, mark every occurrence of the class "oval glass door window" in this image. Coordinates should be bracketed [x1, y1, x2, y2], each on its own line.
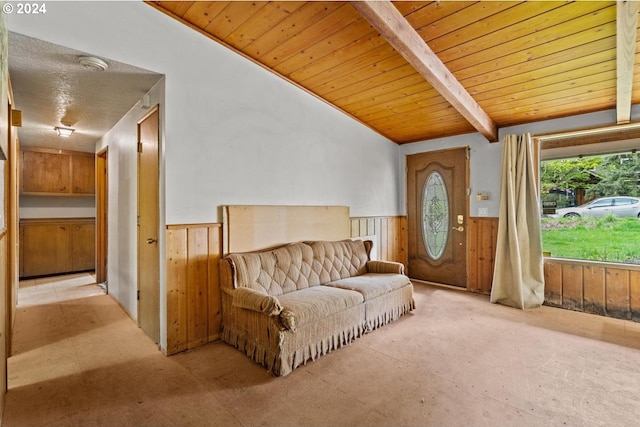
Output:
[422, 171, 449, 260]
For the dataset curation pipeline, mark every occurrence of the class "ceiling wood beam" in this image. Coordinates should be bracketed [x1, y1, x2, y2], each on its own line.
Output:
[351, 1, 498, 142]
[616, 0, 639, 124]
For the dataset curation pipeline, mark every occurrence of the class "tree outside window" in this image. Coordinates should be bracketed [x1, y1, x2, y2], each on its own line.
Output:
[541, 150, 640, 265]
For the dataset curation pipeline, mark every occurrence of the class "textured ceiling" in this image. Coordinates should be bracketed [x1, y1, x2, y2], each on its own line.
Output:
[8, 32, 163, 153]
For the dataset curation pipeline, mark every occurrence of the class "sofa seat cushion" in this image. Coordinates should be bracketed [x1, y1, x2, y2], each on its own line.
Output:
[277, 286, 364, 331]
[324, 273, 411, 300]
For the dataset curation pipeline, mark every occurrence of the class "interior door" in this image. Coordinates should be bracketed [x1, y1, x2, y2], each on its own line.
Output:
[407, 147, 469, 287]
[137, 106, 160, 344]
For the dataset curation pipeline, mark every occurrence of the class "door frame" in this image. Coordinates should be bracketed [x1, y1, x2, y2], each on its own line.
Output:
[406, 146, 470, 288]
[136, 105, 160, 344]
[96, 148, 108, 287]
[7, 94, 19, 360]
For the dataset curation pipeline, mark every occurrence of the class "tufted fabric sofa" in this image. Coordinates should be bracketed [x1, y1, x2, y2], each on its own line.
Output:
[219, 239, 415, 376]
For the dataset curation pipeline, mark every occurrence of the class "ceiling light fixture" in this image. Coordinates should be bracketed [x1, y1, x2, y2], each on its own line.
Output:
[55, 126, 75, 137]
[78, 56, 108, 72]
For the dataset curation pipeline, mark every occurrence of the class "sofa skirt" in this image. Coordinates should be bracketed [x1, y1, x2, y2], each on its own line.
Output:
[364, 285, 416, 331]
[221, 292, 366, 376]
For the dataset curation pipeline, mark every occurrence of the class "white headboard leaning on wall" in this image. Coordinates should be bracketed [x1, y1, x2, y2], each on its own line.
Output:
[222, 205, 351, 254]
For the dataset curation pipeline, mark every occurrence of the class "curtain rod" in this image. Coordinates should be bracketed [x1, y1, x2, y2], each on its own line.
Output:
[536, 121, 640, 142]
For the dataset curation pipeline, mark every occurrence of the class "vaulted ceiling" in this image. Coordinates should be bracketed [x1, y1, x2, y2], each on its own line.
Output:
[149, 1, 640, 144]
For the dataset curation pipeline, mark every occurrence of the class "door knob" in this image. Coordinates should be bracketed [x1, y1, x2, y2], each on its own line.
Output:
[451, 226, 464, 232]
[146, 238, 157, 244]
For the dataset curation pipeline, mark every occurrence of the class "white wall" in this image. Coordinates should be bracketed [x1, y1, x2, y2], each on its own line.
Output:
[400, 109, 640, 218]
[19, 195, 95, 219]
[8, 2, 401, 352]
[15, 2, 638, 352]
[7, 2, 402, 223]
[401, 132, 502, 218]
[95, 80, 165, 322]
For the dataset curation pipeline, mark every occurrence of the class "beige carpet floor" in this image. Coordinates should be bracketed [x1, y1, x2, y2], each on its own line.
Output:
[3, 273, 640, 427]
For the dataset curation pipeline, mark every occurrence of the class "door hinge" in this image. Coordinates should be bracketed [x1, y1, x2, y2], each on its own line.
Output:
[137, 290, 140, 301]
[467, 188, 471, 196]
[138, 141, 143, 153]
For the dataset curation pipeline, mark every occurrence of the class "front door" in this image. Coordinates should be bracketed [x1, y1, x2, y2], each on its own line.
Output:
[137, 106, 160, 344]
[407, 147, 468, 287]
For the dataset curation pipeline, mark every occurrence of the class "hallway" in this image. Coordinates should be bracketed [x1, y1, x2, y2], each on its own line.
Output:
[3, 274, 640, 426]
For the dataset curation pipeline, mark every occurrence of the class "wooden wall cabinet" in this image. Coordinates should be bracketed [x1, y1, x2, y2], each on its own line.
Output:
[20, 148, 95, 196]
[20, 218, 95, 278]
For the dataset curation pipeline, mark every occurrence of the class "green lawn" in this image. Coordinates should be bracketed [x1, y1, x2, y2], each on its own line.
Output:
[541, 215, 640, 264]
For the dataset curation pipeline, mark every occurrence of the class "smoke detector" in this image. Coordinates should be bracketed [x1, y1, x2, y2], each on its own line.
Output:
[78, 56, 108, 72]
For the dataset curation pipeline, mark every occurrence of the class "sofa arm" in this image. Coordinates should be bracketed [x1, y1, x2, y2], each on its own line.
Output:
[366, 260, 405, 275]
[219, 257, 237, 289]
[230, 287, 283, 316]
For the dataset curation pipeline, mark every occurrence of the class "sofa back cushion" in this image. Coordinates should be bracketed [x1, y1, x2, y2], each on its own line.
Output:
[227, 242, 317, 296]
[307, 240, 369, 283]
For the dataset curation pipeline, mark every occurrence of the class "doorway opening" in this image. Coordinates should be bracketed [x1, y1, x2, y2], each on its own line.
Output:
[96, 148, 108, 288]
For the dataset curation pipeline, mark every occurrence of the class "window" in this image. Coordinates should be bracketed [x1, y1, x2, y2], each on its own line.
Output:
[539, 123, 640, 264]
[614, 197, 635, 206]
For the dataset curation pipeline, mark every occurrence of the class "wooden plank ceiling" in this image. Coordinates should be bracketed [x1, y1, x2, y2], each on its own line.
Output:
[148, 1, 640, 144]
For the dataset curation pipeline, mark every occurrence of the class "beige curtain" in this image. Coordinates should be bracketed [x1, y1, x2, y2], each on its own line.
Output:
[490, 133, 544, 309]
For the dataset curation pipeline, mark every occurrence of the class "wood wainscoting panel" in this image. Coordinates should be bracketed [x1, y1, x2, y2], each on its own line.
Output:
[166, 227, 187, 354]
[583, 265, 606, 316]
[350, 216, 499, 293]
[562, 264, 584, 312]
[166, 223, 223, 355]
[630, 271, 640, 322]
[186, 227, 209, 349]
[467, 217, 498, 294]
[166, 217, 403, 355]
[605, 268, 630, 320]
[350, 216, 406, 266]
[543, 258, 640, 323]
[208, 227, 223, 342]
[543, 261, 563, 307]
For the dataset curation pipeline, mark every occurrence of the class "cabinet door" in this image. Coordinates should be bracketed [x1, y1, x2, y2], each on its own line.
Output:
[71, 155, 95, 194]
[21, 224, 72, 277]
[71, 223, 95, 271]
[21, 151, 71, 194]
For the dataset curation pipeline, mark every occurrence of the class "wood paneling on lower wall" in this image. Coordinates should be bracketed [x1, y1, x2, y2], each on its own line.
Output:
[0, 232, 7, 405]
[166, 223, 222, 355]
[350, 216, 407, 265]
[347, 215, 640, 324]
[350, 216, 498, 293]
[467, 217, 499, 294]
[164, 217, 639, 353]
[544, 258, 640, 321]
[165, 216, 406, 355]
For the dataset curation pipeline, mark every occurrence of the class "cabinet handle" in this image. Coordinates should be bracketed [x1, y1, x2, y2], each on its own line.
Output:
[146, 238, 157, 244]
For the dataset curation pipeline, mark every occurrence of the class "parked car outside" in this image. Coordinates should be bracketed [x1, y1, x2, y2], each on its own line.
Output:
[553, 196, 640, 218]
